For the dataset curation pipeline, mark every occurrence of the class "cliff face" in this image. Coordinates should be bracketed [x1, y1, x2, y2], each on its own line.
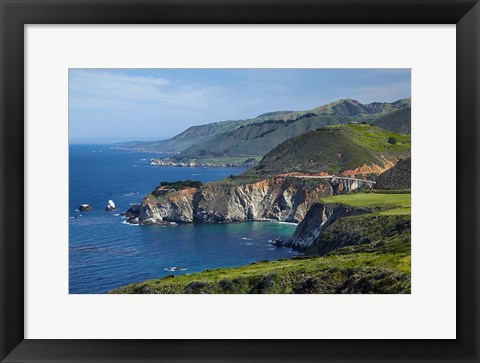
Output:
[287, 203, 370, 251]
[288, 202, 411, 255]
[307, 213, 411, 256]
[135, 177, 335, 224]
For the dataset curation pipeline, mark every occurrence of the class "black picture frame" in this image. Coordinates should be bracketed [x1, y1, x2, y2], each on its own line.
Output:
[1, 1, 479, 362]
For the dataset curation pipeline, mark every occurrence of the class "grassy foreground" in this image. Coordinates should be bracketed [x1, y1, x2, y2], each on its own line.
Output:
[110, 235, 410, 294]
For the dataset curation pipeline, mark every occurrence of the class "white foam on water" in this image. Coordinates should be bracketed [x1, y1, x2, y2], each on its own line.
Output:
[164, 267, 187, 272]
[121, 220, 139, 226]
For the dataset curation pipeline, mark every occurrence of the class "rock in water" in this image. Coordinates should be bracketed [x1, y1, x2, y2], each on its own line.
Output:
[105, 200, 116, 211]
[272, 239, 284, 247]
[120, 204, 141, 219]
[78, 204, 93, 212]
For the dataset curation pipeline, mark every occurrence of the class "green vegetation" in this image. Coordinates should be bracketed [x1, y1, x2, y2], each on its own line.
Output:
[340, 124, 410, 152]
[376, 157, 411, 190]
[109, 236, 410, 294]
[212, 174, 266, 187]
[244, 124, 410, 177]
[196, 155, 261, 165]
[319, 192, 411, 211]
[364, 189, 411, 194]
[378, 208, 411, 216]
[151, 180, 203, 197]
[372, 107, 411, 134]
[178, 100, 411, 160]
[307, 213, 411, 255]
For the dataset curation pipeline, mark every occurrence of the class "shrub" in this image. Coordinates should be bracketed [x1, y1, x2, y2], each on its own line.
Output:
[387, 137, 398, 144]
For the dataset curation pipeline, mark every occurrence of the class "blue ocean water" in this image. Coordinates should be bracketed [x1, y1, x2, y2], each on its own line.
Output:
[69, 145, 299, 293]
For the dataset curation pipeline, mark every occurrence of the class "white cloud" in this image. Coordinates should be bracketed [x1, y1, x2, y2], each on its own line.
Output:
[69, 70, 226, 113]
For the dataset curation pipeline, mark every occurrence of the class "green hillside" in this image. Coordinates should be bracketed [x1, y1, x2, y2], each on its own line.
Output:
[178, 114, 365, 158]
[376, 157, 411, 190]
[320, 192, 411, 216]
[116, 98, 411, 156]
[244, 124, 411, 177]
[115, 119, 248, 153]
[372, 107, 411, 134]
[177, 99, 411, 160]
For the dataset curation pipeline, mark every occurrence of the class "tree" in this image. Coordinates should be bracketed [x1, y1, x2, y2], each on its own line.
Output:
[387, 137, 398, 145]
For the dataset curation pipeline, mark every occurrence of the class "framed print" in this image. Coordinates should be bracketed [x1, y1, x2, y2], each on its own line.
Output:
[1, 0, 479, 362]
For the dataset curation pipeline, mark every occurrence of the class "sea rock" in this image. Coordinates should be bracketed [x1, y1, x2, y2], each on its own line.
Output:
[121, 204, 141, 219]
[105, 200, 116, 211]
[272, 239, 284, 247]
[78, 204, 93, 212]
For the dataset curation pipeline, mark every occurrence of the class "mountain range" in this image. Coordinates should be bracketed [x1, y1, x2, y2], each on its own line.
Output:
[116, 98, 411, 163]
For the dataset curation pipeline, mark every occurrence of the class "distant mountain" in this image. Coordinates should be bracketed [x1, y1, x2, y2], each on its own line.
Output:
[116, 98, 411, 160]
[176, 98, 411, 160]
[372, 107, 411, 134]
[244, 124, 411, 177]
[115, 119, 247, 153]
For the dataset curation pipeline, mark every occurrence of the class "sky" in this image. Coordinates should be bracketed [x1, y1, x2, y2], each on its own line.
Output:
[69, 69, 411, 144]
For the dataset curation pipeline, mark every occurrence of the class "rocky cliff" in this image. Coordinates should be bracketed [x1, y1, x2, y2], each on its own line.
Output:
[129, 177, 340, 225]
[286, 203, 371, 251]
[287, 201, 411, 255]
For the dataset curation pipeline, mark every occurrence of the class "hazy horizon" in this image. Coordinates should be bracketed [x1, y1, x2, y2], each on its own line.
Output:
[69, 68, 411, 144]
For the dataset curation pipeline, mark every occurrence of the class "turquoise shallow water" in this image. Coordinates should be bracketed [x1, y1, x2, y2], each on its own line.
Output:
[69, 145, 298, 293]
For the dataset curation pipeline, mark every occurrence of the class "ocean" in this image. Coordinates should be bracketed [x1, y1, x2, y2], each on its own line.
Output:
[69, 145, 299, 293]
